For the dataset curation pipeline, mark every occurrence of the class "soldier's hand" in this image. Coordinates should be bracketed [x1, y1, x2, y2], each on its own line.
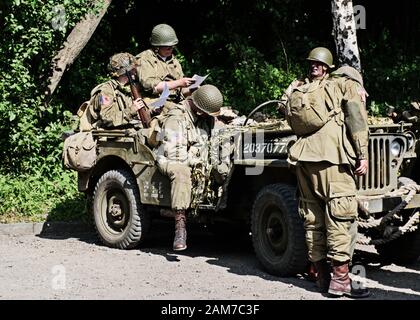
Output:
[151, 106, 163, 117]
[178, 77, 196, 88]
[355, 159, 368, 176]
[132, 98, 145, 111]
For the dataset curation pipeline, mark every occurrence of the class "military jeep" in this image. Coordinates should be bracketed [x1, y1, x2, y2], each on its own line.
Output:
[74, 109, 420, 277]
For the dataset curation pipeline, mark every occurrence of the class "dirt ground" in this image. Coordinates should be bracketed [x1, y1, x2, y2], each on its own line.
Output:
[0, 220, 419, 300]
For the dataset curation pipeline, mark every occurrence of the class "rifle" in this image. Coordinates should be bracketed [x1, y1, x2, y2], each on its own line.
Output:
[125, 70, 151, 128]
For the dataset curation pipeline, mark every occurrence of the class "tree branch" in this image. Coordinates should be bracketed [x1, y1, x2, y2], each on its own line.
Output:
[46, 0, 113, 97]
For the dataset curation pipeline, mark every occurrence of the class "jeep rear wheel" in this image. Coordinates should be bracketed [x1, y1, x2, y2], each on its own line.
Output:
[93, 169, 150, 249]
[251, 183, 308, 276]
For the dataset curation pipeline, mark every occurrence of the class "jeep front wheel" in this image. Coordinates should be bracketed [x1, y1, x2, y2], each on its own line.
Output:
[251, 183, 308, 276]
[93, 169, 149, 249]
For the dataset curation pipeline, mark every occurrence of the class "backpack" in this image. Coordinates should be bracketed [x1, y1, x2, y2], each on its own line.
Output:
[77, 101, 95, 132]
[287, 78, 340, 136]
[76, 82, 108, 132]
[63, 131, 97, 171]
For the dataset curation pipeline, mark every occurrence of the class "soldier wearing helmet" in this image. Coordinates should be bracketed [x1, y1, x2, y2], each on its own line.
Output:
[151, 85, 224, 251]
[280, 47, 370, 298]
[83, 53, 145, 129]
[135, 23, 196, 112]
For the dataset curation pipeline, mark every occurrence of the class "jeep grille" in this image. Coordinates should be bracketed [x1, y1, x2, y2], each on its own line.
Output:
[356, 135, 399, 196]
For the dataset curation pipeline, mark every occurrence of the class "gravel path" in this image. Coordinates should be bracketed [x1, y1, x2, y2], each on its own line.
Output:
[1, 221, 419, 300]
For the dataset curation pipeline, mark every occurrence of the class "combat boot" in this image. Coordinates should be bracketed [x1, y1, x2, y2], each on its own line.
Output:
[173, 210, 187, 251]
[307, 262, 318, 282]
[328, 260, 370, 298]
[314, 259, 331, 293]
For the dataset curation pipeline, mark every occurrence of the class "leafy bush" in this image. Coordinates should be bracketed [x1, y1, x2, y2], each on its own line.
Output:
[362, 30, 420, 116]
[0, 171, 86, 223]
[0, 0, 93, 175]
[179, 38, 299, 115]
[0, 0, 94, 221]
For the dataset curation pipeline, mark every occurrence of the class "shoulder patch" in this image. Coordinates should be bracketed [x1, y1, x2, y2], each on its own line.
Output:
[357, 87, 368, 103]
[99, 94, 112, 106]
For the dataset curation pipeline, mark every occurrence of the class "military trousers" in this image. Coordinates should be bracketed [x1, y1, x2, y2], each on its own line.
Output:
[160, 163, 192, 211]
[296, 161, 358, 263]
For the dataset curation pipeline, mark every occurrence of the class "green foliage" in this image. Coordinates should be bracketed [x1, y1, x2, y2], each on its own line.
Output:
[0, 170, 86, 223]
[362, 30, 420, 115]
[0, 0, 94, 221]
[0, 0, 92, 175]
[210, 43, 298, 111]
[178, 37, 300, 114]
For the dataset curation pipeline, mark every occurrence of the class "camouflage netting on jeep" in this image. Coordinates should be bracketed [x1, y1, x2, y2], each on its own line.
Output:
[367, 116, 394, 125]
[189, 117, 291, 212]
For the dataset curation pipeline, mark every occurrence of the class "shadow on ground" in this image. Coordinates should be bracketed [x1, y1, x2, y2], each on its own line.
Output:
[38, 216, 420, 299]
[141, 219, 420, 299]
[45, 195, 87, 222]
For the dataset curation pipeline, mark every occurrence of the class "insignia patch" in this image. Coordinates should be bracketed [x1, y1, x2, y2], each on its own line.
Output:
[357, 88, 368, 103]
[99, 94, 112, 106]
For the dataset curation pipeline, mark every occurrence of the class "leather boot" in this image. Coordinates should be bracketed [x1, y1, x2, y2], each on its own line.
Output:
[307, 262, 318, 282]
[173, 210, 187, 251]
[314, 259, 331, 293]
[328, 260, 370, 298]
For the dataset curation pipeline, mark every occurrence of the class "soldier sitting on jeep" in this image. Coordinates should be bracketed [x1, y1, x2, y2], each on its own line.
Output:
[150, 84, 227, 251]
[80, 52, 146, 130]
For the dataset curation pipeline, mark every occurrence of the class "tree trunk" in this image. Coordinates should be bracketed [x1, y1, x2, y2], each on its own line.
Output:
[46, 0, 112, 96]
[331, 0, 361, 71]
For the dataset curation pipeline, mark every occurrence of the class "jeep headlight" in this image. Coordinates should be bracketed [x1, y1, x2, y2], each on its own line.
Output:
[404, 132, 416, 151]
[390, 139, 404, 157]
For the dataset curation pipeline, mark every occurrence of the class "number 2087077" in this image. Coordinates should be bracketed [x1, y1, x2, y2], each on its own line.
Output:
[243, 142, 288, 155]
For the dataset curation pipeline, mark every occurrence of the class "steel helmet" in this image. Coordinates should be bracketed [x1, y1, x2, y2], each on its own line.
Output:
[107, 52, 137, 77]
[306, 47, 335, 68]
[150, 23, 179, 47]
[191, 85, 223, 116]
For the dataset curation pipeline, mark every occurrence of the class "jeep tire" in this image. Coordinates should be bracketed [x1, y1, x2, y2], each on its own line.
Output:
[93, 169, 150, 249]
[251, 183, 308, 276]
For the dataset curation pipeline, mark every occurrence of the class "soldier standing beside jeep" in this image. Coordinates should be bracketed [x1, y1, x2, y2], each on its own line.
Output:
[85, 53, 146, 129]
[136, 23, 196, 113]
[152, 84, 224, 251]
[283, 47, 370, 298]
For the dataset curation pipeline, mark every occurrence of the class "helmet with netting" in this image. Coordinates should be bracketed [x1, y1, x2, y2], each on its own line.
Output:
[150, 24, 179, 47]
[191, 85, 223, 116]
[107, 53, 137, 77]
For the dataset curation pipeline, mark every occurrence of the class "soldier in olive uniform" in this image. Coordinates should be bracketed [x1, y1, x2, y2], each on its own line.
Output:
[86, 53, 145, 129]
[152, 85, 224, 251]
[136, 24, 196, 111]
[283, 47, 370, 298]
